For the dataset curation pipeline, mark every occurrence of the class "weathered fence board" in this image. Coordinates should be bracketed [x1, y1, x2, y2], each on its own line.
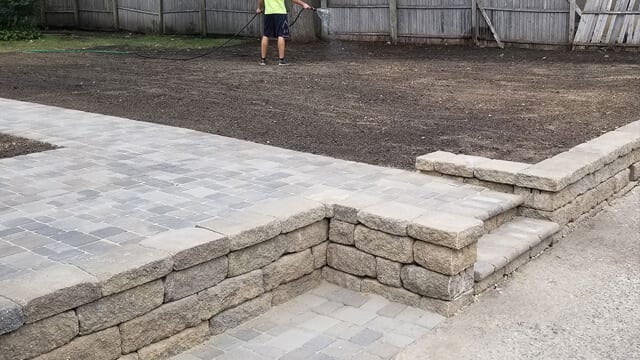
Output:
[41, 0, 638, 48]
[575, 0, 640, 45]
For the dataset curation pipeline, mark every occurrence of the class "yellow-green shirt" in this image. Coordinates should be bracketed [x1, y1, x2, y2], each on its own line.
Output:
[265, 0, 287, 14]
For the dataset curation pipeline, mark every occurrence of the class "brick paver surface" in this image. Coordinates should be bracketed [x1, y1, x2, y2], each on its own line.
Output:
[0, 99, 517, 280]
[172, 282, 444, 360]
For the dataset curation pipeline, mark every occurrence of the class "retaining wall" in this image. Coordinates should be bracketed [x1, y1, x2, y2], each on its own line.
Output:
[0, 195, 497, 360]
[416, 120, 640, 234]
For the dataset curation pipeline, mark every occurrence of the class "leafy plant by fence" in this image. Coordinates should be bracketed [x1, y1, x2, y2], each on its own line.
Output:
[0, 0, 42, 40]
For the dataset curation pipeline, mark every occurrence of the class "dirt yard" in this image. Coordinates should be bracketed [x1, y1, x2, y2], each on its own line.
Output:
[0, 40, 638, 168]
[0, 133, 57, 159]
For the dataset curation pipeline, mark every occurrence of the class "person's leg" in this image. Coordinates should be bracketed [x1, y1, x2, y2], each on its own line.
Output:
[277, 37, 285, 60]
[261, 36, 269, 59]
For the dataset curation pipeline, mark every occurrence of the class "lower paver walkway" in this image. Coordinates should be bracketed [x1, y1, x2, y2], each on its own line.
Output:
[172, 282, 444, 360]
[0, 98, 518, 281]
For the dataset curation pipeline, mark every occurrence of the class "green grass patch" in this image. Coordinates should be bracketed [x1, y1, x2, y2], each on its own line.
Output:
[0, 31, 243, 53]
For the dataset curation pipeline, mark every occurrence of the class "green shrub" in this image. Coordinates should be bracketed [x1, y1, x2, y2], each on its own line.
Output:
[0, 26, 41, 40]
[0, 0, 41, 28]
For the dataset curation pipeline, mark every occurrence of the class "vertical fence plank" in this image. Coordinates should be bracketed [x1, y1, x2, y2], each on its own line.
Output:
[73, 0, 80, 26]
[112, 0, 120, 30]
[389, 0, 398, 44]
[200, 0, 206, 36]
[569, 0, 576, 44]
[158, 0, 164, 34]
[472, 0, 478, 45]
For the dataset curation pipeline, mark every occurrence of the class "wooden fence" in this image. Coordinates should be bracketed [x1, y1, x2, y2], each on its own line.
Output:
[41, 0, 639, 48]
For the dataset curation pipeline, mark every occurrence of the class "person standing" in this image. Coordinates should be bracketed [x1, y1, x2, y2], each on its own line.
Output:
[256, 0, 311, 65]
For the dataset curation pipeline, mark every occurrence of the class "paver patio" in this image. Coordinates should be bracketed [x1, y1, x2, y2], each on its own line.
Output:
[0, 98, 518, 281]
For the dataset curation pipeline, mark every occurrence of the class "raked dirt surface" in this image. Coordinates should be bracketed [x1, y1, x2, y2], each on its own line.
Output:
[397, 187, 640, 360]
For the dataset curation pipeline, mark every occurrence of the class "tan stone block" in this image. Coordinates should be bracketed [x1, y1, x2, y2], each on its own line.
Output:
[209, 294, 272, 335]
[361, 279, 420, 307]
[33, 327, 121, 360]
[321, 267, 362, 292]
[263, 250, 315, 291]
[198, 211, 281, 251]
[354, 225, 414, 263]
[376, 257, 402, 288]
[358, 202, 425, 236]
[415, 151, 455, 172]
[247, 196, 326, 233]
[165, 256, 228, 301]
[473, 159, 530, 185]
[419, 291, 474, 317]
[73, 245, 173, 296]
[631, 162, 640, 181]
[227, 236, 287, 277]
[413, 242, 476, 276]
[119, 295, 201, 353]
[407, 211, 484, 250]
[271, 270, 321, 306]
[137, 322, 209, 360]
[284, 220, 328, 253]
[326, 244, 376, 277]
[139, 228, 229, 270]
[0, 311, 78, 360]
[312, 242, 328, 269]
[329, 220, 356, 245]
[0, 264, 100, 323]
[331, 194, 383, 224]
[77, 280, 164, 335]
[400, 265, 474, 301]
[198, 270, 264, 320]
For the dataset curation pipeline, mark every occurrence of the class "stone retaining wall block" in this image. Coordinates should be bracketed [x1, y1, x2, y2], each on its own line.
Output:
[326, 244, 376, 278]
[33, 327, 121, 360]
[321, 267, 363, 292]
[209, 294, 272, 335]
[139, 228, 229, 271]
[312, 242, 328, 269]
[354, 226, 414, 263]
[0, 296, 24, 335]
[271, 270, 322, 305]
[329, 220, 356, 245]
[375, 257, 402, 288]
[407, 212, 484, 250]
[0, 264, 100, 324]
[73, 245, 173, 296]
[198, 269, 264, 320]
[227, 236, 287, 277]
[419, 290, 474, 318]
[263, 249, 315, 291]
[413, 242, 477, 276]
[357, 202, 425, 236]
[247, 197, 326, 233]
[0, 311, 78, 360]
[198, 211, 281, 251]
[400, 265, 474, 301]
[165, 256, 228, 301]
[137, 322, 209, 360]
[284, 220, 329, 253]
[119, 295, 201, 353]
[77, 280, 164, 335]
[361, 279, 421, 307]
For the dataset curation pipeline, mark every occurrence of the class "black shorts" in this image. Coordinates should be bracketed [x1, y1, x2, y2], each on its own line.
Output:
[263, 14, 289, 39]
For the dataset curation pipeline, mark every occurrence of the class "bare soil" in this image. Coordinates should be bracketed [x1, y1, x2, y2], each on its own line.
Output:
[0, 133, 57, 159]
[0, 40, 638, 168]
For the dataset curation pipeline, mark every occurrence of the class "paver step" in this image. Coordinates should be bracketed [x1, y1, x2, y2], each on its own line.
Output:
[474, 216, 560, 294]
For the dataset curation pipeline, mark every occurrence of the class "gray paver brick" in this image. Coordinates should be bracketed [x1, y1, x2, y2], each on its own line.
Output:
[349, 328, 383, 346]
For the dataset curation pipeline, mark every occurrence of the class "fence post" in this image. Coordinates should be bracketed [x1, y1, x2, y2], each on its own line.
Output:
[200, 0, 207, 36]
[569, 0, 576, 46]
[320, 0, 328, 39]
[158, 0, 164, 34]
[40, 0, 47, 27]
[73, 0, 80, 27]
[111, 0, 119, 31]
[472, 0, 478, 46]
[389, 0, 398, 44]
